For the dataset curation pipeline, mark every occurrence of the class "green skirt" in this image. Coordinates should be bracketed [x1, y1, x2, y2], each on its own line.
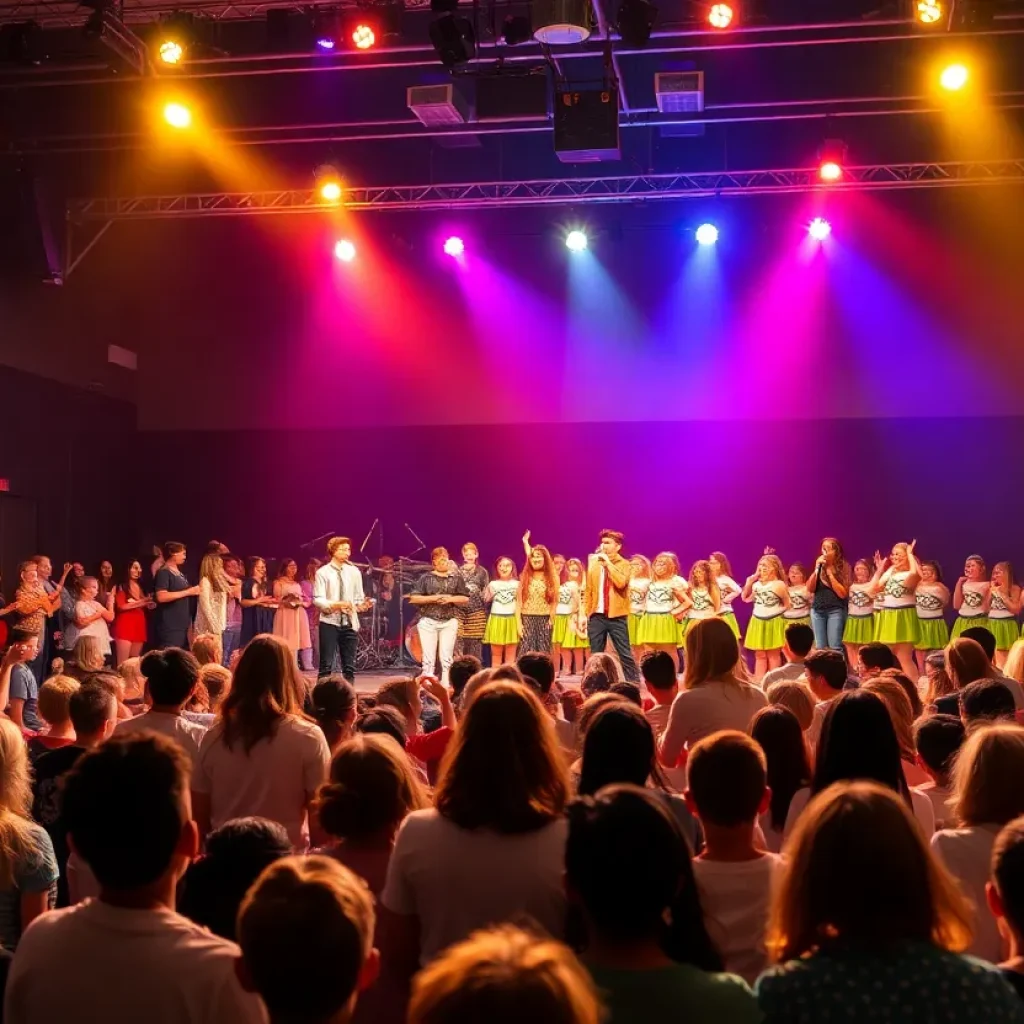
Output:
[745, 615, 785, 651]
[628, 613, 643, 646]
[783, 616, 811, 630]
[876, 606, 919, 644]
[638, 612, 681, 646]
[553, 614, 570, 646]
[561, 621, 589, 650]
[719, 610, 741, 639]
[915, 618, 950, 652]
[951, 615, 992, 640]
[989, 618, 1019, 651]
[872, 611, 882, 641]
[483, 615, 519, 646]
[843, 615, 875, 645]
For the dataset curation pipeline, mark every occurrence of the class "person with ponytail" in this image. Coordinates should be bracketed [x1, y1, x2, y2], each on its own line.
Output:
[310, 676, 358, 755]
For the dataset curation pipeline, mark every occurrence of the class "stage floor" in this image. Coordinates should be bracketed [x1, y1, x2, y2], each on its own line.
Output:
[315, 670, 587, 696]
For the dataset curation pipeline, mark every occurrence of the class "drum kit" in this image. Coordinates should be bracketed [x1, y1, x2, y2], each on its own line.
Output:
[353, 556, 432, 671]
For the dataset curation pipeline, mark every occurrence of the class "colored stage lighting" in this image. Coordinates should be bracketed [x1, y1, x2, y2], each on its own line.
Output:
[320, 181, 342, 202]
[334, 239, 356, 262]
[315, 36, 336, 50]
[939, 62, 969, 91]
[915, 0, 943, 23]
[695, 223, 719, 245]
[315, 164, 343, 203]
[808, 217, 831, 241]
[819, 160, 842, 182]
[443, 236, 465, 257]
[351, 23, 375, 48]
[158, 39, 184, 64]
[708, 3, 734, 28]
[565, 230, 588, 252]
[162, 102, 192, 128]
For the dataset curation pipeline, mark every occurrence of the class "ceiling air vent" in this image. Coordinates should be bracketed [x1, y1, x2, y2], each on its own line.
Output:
[654, 71, 704, 113]
[407, 84, 469, 126]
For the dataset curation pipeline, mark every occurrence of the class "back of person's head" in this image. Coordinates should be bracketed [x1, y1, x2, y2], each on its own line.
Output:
[579, 668, 612, 698]
[946, 637, 993, 689]
[768, 781, 971, 961]
[190, 633, 220, 667]
[74, 635, 105, 672]
[518, 654, 556, 696]
[311, 676, 358, 750]
[354, 705, 407, 747]
[37, 675, 80, 727]
[490, 664, 525, 684]
[449, 655, 482, 699]
[878, 669, 924, 720]
[198, 663, 231, 710]
[640, 651, 677, 693]
[765, 680, 816, 732]
[812, 691, 908, 799]
[991, 816, 1024, 942]
[376, 678, 417, 721]
[566, 784, 722, 970]
[863, 677, 918, 762]
[238, 855, 377, 1024]
[435, 681, 569, 834]
[951, 723, 1024, 827]
[576, 692, 627, 747]
[961, 679, 1017, 726]
[914, 714, 965, 780]
[963, 626, 998, 662]
[221, 635, 305, 752]
[142, 648, 200, 708]
[408, 924, 600, 1024]
[858, 642, 898, 673]
[683, 618, 741, 689]
[751, 705, 812, 832]
[117, 657, 144, 695]
[784, 623, 815, 658]
[577, 703, 660, 797]
[178, 817, 291, 940]
[69, 683, 118, 739]
[804, 650, 847, 694]
[686, 731, 767, 827]
[314, 734, 428, 843]
[62, 733, 193, 890]
[587, 653, 623, 685]
[609, 682, 642, 707]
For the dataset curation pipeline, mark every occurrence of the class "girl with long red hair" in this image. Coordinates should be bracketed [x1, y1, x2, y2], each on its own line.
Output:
[518, 532, 559, 655]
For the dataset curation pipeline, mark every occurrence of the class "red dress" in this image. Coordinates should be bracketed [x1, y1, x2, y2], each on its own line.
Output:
[112, 587, 147, 644]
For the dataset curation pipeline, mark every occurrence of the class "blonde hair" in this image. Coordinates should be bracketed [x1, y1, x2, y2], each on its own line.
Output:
[199, 553, 228, 592]
[629, 555, 652, 580]
[683, 618, 744, 690]
[198, 664, 231, 710]
[37, 675, 80, 726]
[1005, 640, 1024, 686]
[863, 678, 918, 763]
[765, 680, 816, 732]
[74, 636, 105, 672]
[759, 554, 786, 581]
[951, 723, 1024, 827]
[585, 652, 623, 686]
[117, 658, 145, 701]
[651, 552, 680, 580]
[0, 719, 39, 889]
[190, 633, 222, 667]
[409, 924, 601, 1024]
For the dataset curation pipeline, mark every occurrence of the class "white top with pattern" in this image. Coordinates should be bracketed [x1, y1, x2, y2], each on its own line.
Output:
[645, 576, 685, 615]
[716, 575, 741, 611]
[687, 587, 717, 620]
[881, 569, 916, 609]
[848, 583, 874, 617]
[488, 579, 518, 617]
[990, 587, 1017, 620]
[916, 583, 947, 620]
[752, 581, 785, 620]
[959, 580, 989, 618]
[784, 585, 810, 619]
[556, 581, 580, 616]
[629, 578, 650, 615]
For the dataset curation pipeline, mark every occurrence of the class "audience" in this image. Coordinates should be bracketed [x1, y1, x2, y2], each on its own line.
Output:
[5, 734, 265, 1023]
[27, 675, 79, 760]
[764, 680, 815, 733]
[914, 714, 966, 830]
[565, 784, 759, 1022]
[519, 652, 574, 752]
[863, 676, 930, 786]
[935, 638, 996, 716]
[6, 630, 42, 732]
[960, 626, 1024, 708]
[757, 781, 1022, 1021]
[856, 640, 898, 678]
[988, 816, 1024, 998]
[762, 624, 814, 686]
[923, 651, 957, 706]
[802, 649, 847, 748]
[197, 663, 231, 715]
[961, 680, 1018, 728]
[750, 705, 811, 853]
[311, 676, 358, 754]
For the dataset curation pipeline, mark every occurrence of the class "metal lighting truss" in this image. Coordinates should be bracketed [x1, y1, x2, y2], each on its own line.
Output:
[63, 159, 1024, 276]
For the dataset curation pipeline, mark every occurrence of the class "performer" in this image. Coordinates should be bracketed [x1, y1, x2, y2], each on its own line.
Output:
[807, 537, 849, 653]
[843, 558, 880, 668]
[875, 541, 922, 679]
[637, 553, 689, 672]
[585, 530, 639, 682]
[709, 552, 742, 640]
[556, 558, 588, 676]
[684, 560, 721, 649]
[517, 532, 559, 655]
[784, 562, 811, 629]
[987, 561, 1021, 668]
[742, 554, 791, 682]
[628, 556, 652, 670]
[408, 547, 469, 685]
[483, 556, 520, 666]
[951, 554, 991, 639]
[914, 560, 950, 674]
[314, 536, 371, 683]
[456, 542, 489, 661]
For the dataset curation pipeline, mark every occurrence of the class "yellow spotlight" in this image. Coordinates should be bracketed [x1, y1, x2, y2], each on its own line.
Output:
[163, 102, 192, 128]
[320, 181, 342, 202]
[915, 0, 942, 23]
[158, 39, 184, 64]
[708, 3, 734, 28]
[939, 63, 969, 91]
[351, 23, 376, 49]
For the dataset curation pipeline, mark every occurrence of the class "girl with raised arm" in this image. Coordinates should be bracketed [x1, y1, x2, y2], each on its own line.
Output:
[876, 541, 922, 679]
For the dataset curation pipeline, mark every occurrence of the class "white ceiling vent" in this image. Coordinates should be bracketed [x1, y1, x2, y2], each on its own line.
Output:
[407, 84, 469, 126]
[654, 71, 704, 114]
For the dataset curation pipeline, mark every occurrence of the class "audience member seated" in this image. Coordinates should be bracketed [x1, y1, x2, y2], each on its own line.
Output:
[237, 855, 378, 1024]
[27, 675, 79, 760]
[178, 816, 291, 940]
[878, 667, 925, 718]
[762, 624, 814, 686]
[987, 816, 1024, 999]
[447, 654, 481, 713]
[377, 676, 456, 774]
[802, 649, 847, 749]
[960, 626, 1023, 707]
[961, 680, 1018, 728]
[408, 924, 601, 1024]
[856, 640, 898, 679]
[311, 676, 358, 754]
[566, 784, 759, 1022]
[914, 715, 966, 831]
[757, 781, 1021, 1022]
[191, 633, 222, 668]
[784, 691, 935, 837]
[609, 682, 642, 706]
[117, 656, 146, 710]
[580, 665, 613, 699]
[863, 677, 930, 786]
[932, 724, 1024, 963]
[197, 663, 231, 715]
[923, 651, 957, 706]
[935, 638, 995, 716]
[519, 653, 574, 753]
[379, 682, 569, 986]
[659, 620, 767, 769]
[764, 680, 815, 734]
[686, 731, 783, 983]
[355, 705, 409, 749]
[192, 634, 331, 851]
[5, 734, 264, 1023]
[116, 649, 206, 763]
[750, 705, 811, 853]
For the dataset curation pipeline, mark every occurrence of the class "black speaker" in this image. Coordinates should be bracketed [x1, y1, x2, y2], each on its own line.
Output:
[553, 88, 620, 162]
[476, 74, 549, 123]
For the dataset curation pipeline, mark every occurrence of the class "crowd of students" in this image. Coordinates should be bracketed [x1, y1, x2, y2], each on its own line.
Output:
[6, 562, 1024, 1021]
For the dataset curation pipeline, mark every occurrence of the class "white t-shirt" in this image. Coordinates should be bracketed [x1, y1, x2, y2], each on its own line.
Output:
[692, 854, 784, 984]
[116, 711, 206, 765]
[931, 825, 1004, 963]
[4, 899, 265, 1024]
[75, 600, 111, 655]
[762, 662, 807, 687]
[786, 785, 935, 839]
[914, 781, 956, 831]
[382, 809, 567, 965]
[192, 715, 331, 850]
[645, 577, 685, 615]
[488, 580, 518, 616]
[659, 681, 768, 767]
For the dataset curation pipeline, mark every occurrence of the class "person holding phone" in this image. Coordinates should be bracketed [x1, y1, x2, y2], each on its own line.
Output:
[584, 529, 639, 682]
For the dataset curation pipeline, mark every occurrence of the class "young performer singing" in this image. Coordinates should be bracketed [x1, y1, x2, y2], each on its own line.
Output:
[585, 529, 639, 682]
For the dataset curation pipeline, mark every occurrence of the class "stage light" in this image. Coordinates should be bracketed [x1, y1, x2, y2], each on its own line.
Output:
[565, 230, 588, 252]
[695, 223, 719, 245]
[158, 39, 183, 64]
[616, 0, 657, 46]
[939, 62, 969, 91]
[320, 182, 342, 202]
[162, 102, 192, 129]
[315, 164, 342, 203]
[808, 217, 831, 241]
[915, 0, 943, 23]
[708, 3, 734, 28]
[351, 23, 375, 48]
[443, 236, 465, 257]
[315, 35, 335, 50]
[819, 160, 842, 182]
[334, 239, 356, 262]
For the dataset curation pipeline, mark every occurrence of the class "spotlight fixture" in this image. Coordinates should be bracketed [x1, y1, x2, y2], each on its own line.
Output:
[565, 230, 588, 252]
[808, 217, 831, 241]
[315, 35, 336, 50]
[154, 12, 195, 67]
[315, 164, 343, 203]
[312, 9, 339, 50]
[708, 3, 734, 28]
[817, 139, 847, 182]
[162, 101, 192, 128]
[334, 239, 356, 262]
[351, 22, 375, 48]
[502, 14, 533, 45]
[158, 38, 183, 64]
[914, 0, 943, 23]
[939, 62, 969, 90]
[429, 13, 475, 67]
[443, 236, 465, 256]
[695, 223, 719, 245]
[616, 0, 657, 47]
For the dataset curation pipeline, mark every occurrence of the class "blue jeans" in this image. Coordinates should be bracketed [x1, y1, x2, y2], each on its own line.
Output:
[221, 627, 242, 667]
[811, 607, 847, 652]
